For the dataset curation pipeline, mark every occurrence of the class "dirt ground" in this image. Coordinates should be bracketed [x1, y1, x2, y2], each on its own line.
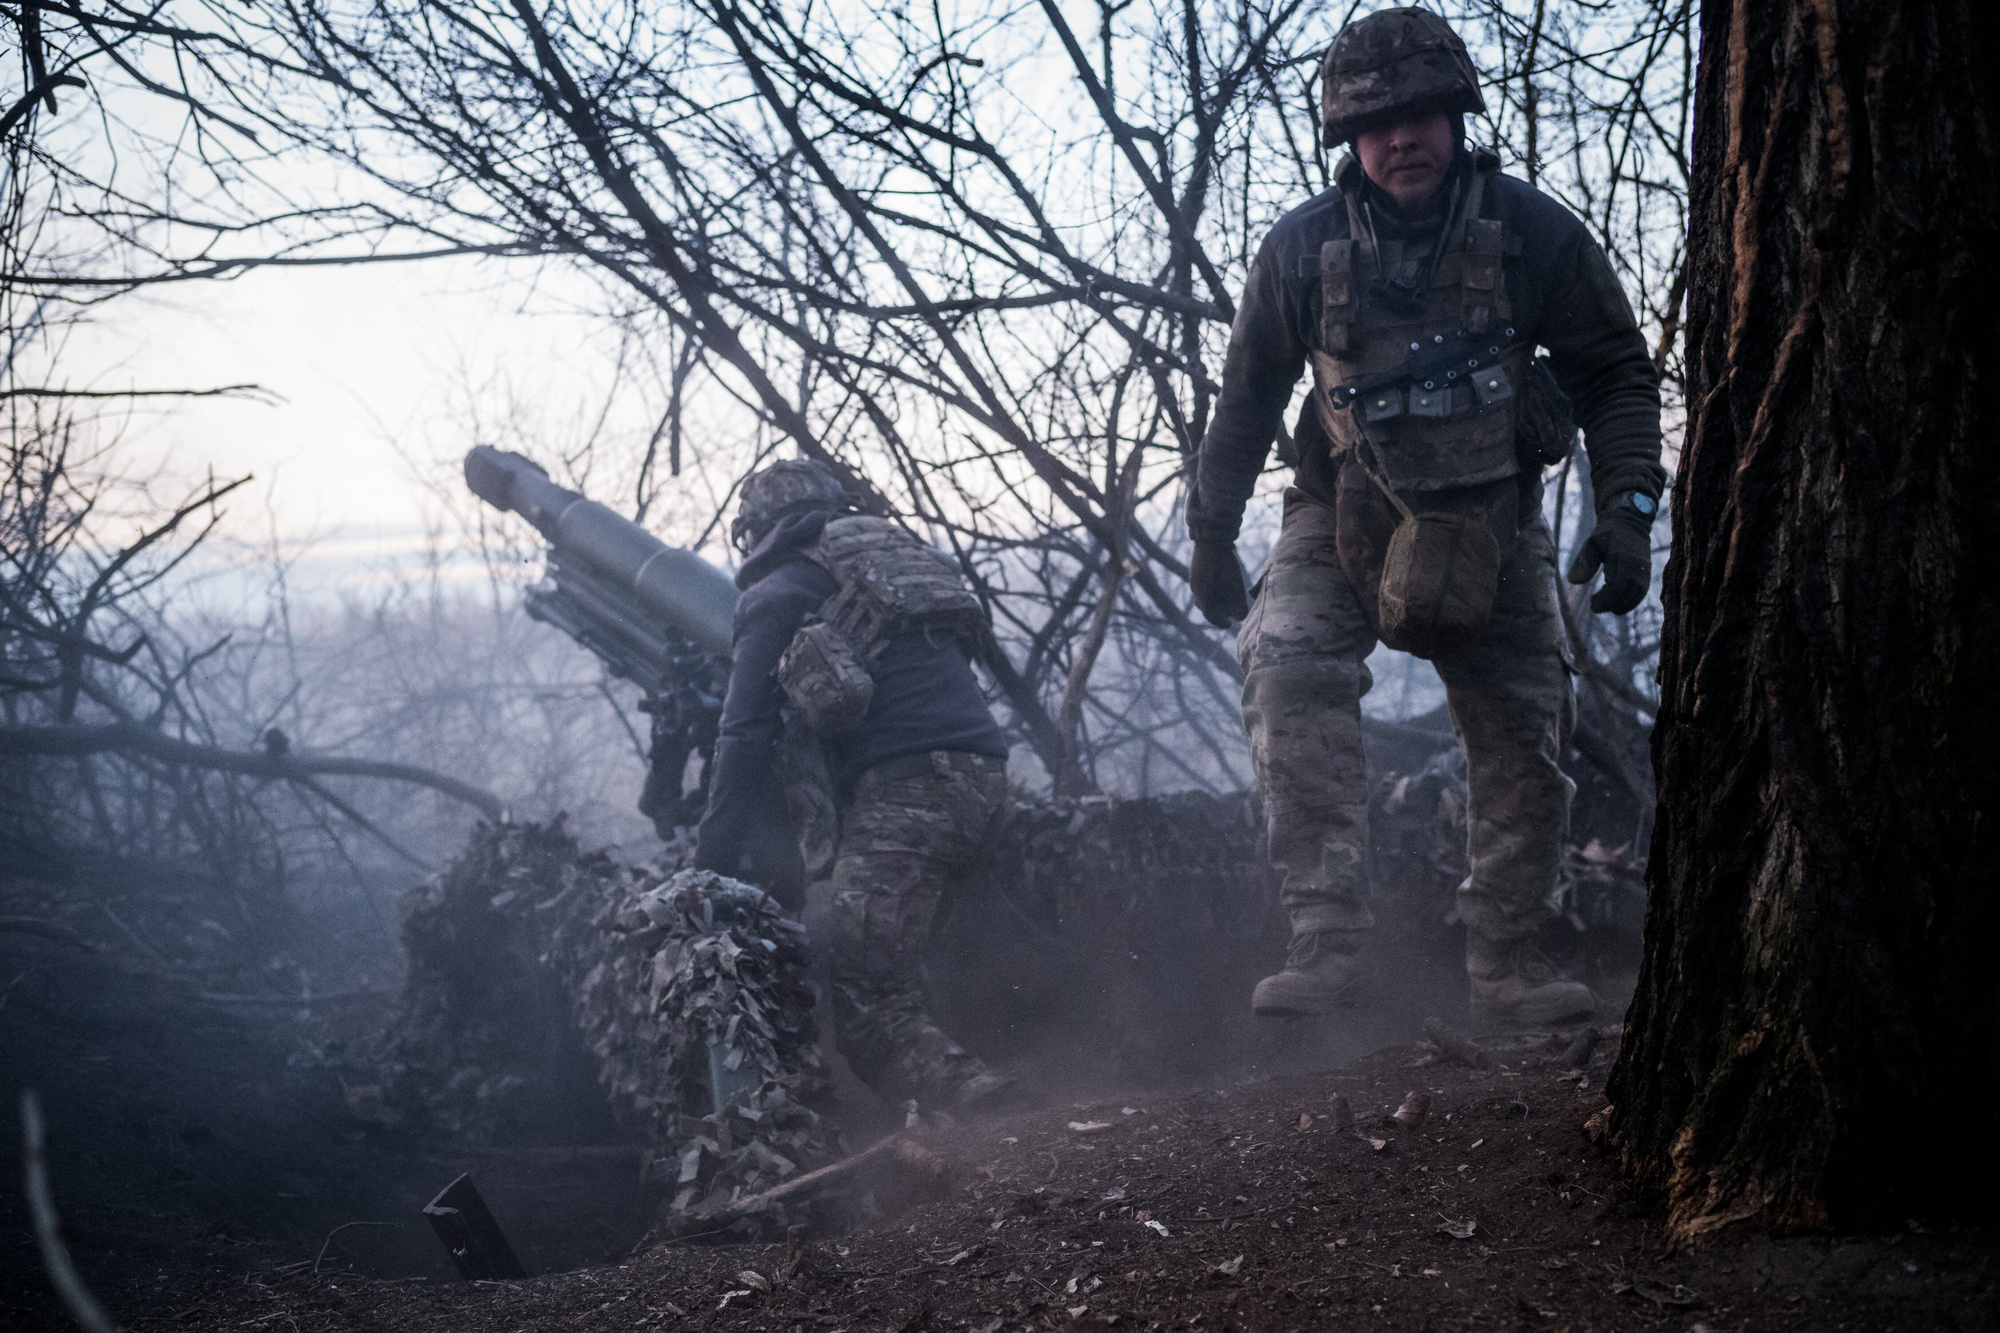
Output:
[10, 1022, 1995, 1332]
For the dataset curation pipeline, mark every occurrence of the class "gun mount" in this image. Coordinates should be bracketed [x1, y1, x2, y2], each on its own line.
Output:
[464, 446, 738, 832]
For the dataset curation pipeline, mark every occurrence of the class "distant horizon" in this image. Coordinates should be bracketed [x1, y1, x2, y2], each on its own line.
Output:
[52, 251, 742, 572]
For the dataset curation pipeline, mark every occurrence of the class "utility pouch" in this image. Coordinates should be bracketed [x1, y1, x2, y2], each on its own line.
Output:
[1312, 358, 1503, 656]
[1377, 505, 1502, 658]
[1514, 355, 1578, 468]
[777, 619, 874, 734]
[779, 516, 987, 738]
[1341, 434, 1500, 658]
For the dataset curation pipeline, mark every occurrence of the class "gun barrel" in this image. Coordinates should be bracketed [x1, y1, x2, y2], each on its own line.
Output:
[464, 446, 738, 657]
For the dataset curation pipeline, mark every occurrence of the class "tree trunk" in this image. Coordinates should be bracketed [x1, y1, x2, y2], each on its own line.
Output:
[1608, 0, 2000, 1240]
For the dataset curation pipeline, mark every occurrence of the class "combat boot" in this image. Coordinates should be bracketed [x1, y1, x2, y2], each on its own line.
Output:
[1251, 930, 1376, 1017]
[951, 1070, 1042, 1117]
[883, 1026, 1038, 1118]
[1465, 934, 1594, 1029]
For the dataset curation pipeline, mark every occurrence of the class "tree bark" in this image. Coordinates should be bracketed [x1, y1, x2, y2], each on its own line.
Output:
[1607, 0, 2000, 1240]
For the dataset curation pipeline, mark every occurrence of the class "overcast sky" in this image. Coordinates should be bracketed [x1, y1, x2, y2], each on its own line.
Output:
[61, 250, 625, 601]
[58, 232, 1451, 721]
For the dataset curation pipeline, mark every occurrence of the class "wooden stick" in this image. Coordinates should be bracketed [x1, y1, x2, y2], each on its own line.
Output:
[1423, 1017, 1491, 1069]
[20, 1091, 121, 1333]
[712, 1135, 944, 1222]
[0, 917, 93, 949]
[0, 722, 502, 818]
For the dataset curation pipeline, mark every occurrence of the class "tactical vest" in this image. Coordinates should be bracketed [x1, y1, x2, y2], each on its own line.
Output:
[1308, 151, 1530, 493]
[776, 516, 986, 736]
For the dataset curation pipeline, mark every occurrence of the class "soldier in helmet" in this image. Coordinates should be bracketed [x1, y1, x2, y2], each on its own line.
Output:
[1185, 8, 1665, 1027]
[694, 458, 1021, 1112]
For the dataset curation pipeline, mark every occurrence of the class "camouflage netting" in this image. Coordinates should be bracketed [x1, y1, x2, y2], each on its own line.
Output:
[561, 867, 841, 1233]
[347, 820, 628, 1143]
[357, 748, 1644, 1231]
[1366, 744, 1646, 946]
[355, 824, 842, 1235]
[930, 790, 1286, 1083]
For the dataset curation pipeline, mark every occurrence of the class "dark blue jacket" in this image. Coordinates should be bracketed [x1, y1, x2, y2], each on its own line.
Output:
[693, 510, 1010, 877]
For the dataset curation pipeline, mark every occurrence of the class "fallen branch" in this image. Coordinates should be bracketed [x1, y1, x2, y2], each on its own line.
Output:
[195, 989, 392, 1007]
[0, 722, 503, 819]
[287, 772, 437, 871]
[20, 1090, 121, 1333]
[0, 385, 273, 404]
[0, 917, 94, 949]
[1360, 715, 1456, 751]
[315, 1221, 404, 1275]
[709, 1135, 947, 1226]
[1423, 1017, 1491, 1070]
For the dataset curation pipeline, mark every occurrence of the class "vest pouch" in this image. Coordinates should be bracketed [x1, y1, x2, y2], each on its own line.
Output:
[1514, 356, 1578, 468]
[777, 619, 875, 734]
[1377, 505, 1501, 658]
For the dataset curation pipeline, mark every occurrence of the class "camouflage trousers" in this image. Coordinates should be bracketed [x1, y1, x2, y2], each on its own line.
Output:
[1237, 488, 1574, 945]
[827, 751, 1010, 1104]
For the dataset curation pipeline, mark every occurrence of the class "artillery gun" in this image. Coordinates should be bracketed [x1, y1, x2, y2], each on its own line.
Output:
[463, 445, 738, 834]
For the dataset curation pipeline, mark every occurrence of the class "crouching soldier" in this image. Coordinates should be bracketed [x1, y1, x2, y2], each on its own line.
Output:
[1185, 8, 1666, 1027]
[694, 459, 1021, 1112]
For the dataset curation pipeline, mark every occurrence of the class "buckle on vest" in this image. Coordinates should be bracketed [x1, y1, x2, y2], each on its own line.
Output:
[1473, 365, 1515, 406]
[1408, 383, 1453, 418]
[1362, 387, 1403, 422]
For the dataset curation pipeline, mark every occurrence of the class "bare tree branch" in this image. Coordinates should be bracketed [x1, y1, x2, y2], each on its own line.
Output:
[0, 723, 505, 818]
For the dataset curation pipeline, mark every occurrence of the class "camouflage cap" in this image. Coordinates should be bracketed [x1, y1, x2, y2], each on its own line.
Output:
[1321, 7, 1485, 146]
[731, 457, 853, 552]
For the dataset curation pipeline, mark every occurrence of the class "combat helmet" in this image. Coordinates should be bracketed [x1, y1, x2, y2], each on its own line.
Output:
[732, 457, 853, 552]
[1321, 7, 1485, 146]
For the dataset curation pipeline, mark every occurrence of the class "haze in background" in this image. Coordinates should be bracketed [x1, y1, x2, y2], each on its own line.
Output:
[56, 237, 1447, 766]
[61, 254, 742, 603]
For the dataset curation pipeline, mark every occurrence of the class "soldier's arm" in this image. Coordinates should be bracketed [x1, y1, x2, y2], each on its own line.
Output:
[1188, 237, 1312, 543]
[1536, 235, 1668, 504]
[693, 579, 813, 874]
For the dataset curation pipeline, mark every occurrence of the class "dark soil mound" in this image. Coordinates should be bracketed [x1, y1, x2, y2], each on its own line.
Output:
[13, 1024, 1994, 1331]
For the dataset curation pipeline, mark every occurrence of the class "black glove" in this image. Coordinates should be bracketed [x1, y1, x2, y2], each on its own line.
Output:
[1189, 540, 1250, 627]
[1566, 501, 1655, 615]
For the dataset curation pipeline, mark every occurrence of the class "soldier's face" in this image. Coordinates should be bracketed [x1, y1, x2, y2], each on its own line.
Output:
[1354, 110, 1455, 213]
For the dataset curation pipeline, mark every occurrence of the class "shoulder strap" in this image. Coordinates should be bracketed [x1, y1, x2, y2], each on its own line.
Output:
[1356, 443, 1416, 524]
[1297, 170, 1365, 357]
[1305, 174, 1381, 357]
[1457, 165, 1511, 335]
[813, 516, 984, 660]
[1317, 238, 1358, 354]
[812, 519, 890, 650]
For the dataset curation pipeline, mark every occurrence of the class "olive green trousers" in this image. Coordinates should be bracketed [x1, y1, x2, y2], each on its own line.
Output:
[826, 752, 1010, 1104]
[1236, 488, 1574, 944]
